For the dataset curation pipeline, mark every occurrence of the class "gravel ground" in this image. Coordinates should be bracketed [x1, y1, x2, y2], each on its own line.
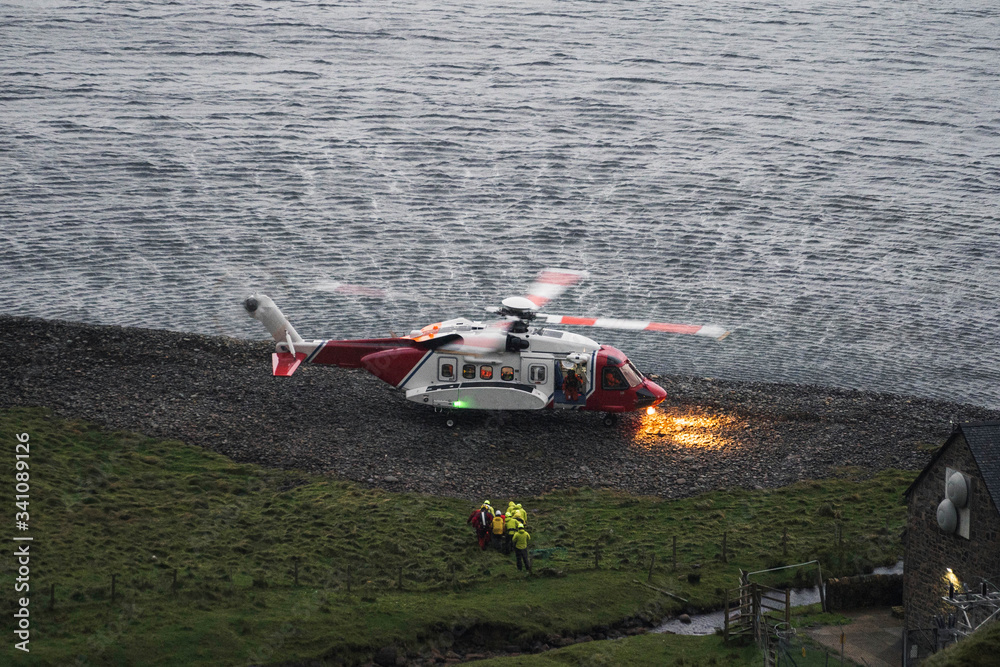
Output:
[3, 315, 997, 500]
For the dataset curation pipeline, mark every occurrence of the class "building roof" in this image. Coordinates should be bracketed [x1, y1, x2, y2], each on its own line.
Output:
[904, 421, 1000, 512]
[963, 422, 1000, 511]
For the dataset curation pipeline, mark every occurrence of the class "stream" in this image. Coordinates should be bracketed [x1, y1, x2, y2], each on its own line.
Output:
[653, 561, 904, 636]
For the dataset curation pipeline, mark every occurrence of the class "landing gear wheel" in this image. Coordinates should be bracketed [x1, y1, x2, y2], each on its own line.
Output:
[602, 413, 618, 427]
[445, 419, 455, 428]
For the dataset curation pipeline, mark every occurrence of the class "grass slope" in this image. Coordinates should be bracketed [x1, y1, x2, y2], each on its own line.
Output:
[1, 408, 913, 665]
[922, 620, 1000, 667]
[476, 633, 760, 666]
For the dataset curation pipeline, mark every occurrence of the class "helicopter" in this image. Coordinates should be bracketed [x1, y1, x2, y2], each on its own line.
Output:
[243, 270, 730, 426]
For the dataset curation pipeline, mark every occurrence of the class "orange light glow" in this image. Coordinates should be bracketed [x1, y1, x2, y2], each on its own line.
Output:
[633, 411, 736, 450]
[646, 406, 656, 416]
[945, 568, 963, 593]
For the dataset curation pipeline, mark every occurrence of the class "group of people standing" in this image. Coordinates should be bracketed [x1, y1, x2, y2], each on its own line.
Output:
[466, 500, 532, 572]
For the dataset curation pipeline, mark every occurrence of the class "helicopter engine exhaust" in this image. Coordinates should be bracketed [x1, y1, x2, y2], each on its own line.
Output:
[244, 294, 304, 347]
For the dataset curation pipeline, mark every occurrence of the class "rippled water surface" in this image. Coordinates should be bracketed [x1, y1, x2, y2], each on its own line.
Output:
[3, 0, 999, 407]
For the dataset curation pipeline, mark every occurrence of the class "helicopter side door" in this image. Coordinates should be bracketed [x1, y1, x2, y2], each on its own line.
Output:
[520, 354, 557, 408]
[551, 352, 594, 409]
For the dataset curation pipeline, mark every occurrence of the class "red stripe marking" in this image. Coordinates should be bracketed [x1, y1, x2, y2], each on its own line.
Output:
[312, 338, 415, 368]
[272, 352, 306, 376]
[562, 316, 598, 326]
[645, 322, 701, 334]
[361, 347, 429, 387]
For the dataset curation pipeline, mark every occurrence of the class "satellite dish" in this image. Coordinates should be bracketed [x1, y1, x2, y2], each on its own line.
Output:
[946, 472, 968, 508]
[937, 498, 958, 534]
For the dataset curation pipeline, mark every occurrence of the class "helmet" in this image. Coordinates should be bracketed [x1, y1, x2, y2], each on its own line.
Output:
[516, 504, 523, 509]
[484, 500, 491, 506]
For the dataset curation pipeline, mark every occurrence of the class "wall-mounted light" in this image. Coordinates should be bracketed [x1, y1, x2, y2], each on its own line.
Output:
[944, 567, 963, 595]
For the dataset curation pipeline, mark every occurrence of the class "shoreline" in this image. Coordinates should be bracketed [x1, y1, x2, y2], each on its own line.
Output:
[4, 314, 998, 500]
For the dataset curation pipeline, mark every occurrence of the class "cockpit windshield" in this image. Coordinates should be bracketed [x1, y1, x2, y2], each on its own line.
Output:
[620, 360, 644, 388]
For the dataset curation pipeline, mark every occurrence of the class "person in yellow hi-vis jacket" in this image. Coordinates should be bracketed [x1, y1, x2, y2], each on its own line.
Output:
[491, 510, 506, 553]
[503, 513, 520, 555]
[513, 503, 527, 524]
[511, 525, 531, 572]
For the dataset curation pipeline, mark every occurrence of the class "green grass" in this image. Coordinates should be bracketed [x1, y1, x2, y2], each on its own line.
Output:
[922, 620, 1000, 667]
[0, 407, 915, 666]
[788, 602, 852, 629]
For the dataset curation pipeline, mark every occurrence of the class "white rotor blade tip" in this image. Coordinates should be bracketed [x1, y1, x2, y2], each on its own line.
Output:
[525, 269, 588, 308]
[696, 325, 731, 340]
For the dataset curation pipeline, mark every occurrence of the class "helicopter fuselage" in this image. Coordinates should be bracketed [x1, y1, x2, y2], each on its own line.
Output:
[272, 317, 667, 414]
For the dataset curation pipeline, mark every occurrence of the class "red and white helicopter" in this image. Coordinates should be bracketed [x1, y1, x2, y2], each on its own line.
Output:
[244, 270, 729, 426]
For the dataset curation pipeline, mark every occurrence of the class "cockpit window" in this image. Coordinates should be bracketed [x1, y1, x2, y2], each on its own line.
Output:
[621, 361, 644, 388]
[602, 366, 628, 390]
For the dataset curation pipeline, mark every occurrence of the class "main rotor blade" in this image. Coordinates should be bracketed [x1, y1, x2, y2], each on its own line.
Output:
[314, 280, 459, 308]
[524, 269, 588, 309]
[314, 281, 388, 297]
[537, 314, 730, 340]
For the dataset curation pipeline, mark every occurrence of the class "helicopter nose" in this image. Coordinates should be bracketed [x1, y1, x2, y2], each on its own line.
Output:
[649, 381, 667, 401]
[634, 381, 666, 410]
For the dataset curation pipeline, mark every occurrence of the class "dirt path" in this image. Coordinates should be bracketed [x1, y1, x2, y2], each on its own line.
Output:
[806, 608, 903, 667]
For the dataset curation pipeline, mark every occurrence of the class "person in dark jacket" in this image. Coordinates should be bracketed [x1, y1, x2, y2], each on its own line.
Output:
[467, 505, 493, 550]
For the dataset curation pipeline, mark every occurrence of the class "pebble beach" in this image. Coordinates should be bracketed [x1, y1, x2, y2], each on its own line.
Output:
[4, 315, 997, 500]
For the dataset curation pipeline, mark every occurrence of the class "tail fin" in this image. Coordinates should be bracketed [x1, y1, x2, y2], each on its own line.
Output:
[244, 294, 308, 376]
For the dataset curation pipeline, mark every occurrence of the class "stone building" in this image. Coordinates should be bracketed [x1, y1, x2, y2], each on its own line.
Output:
[903, 421, 1000, 651]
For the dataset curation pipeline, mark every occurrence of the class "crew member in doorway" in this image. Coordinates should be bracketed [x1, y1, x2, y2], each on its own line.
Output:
[563, 369, 583, 402]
